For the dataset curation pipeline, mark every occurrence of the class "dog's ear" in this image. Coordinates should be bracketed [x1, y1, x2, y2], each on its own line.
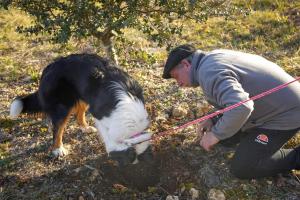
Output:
[109, 147, 137, 167]
[137, 146, 154, 163]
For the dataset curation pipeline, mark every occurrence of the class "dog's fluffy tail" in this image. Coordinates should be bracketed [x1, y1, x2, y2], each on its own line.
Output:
[10, 91, 43, 119]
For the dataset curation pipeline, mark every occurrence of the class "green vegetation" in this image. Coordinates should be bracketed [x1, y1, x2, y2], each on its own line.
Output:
[1, 0, 240, 63]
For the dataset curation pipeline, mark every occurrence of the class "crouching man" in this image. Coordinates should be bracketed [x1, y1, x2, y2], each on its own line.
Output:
[162, 44, 300, 179]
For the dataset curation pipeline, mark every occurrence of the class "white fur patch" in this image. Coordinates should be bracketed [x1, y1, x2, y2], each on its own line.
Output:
[80, 126, 97, 133]
[10, 99, 23, 119]
[135, 141, 151, 155]
[95, 82, 150, 153]
[123, 133, 152, 147]
[52, 146, 68, 157]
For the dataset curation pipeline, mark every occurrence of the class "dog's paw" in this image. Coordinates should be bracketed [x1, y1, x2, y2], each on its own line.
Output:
[80, 126, 97, 133]
[52, 146, 68, 157]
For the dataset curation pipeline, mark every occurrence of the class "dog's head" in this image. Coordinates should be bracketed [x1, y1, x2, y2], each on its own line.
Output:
[94, 81, 154, 166]
[96, 92, 153, 166]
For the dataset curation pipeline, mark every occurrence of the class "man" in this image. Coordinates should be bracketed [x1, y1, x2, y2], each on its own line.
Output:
[162, 44, 300, 179]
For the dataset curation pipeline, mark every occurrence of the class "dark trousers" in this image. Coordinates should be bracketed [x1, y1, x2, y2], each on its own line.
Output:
[220, 127, 300, 179]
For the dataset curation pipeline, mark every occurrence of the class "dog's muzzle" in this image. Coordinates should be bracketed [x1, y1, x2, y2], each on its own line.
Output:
[109, 131, 153, 166]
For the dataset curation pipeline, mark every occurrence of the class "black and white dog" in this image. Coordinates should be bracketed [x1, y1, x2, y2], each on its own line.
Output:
[10, 54, 152, 165]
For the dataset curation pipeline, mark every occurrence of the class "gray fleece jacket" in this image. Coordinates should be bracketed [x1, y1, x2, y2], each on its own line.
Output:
[190, 49, 300, 140]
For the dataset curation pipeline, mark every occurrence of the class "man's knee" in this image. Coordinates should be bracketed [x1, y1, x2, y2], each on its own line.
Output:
[230, 161, 253, 179]
[230, 156, 261, 179]
[230, 157, 274, 179]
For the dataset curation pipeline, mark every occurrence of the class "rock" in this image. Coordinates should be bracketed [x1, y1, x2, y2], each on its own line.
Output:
[172, 103, 189, 119]
[283, 194, 300, 200]
[166, 195, 179, 200]
[78, 196, 85, 200]
[89, 169, 100, 181]
[207, 188, 225, 200]
[86, 189, 95, 199]
[194, 102, 212, 118]
[112, 184, 128, 192]
[155, 114, 168, 123]
[198, 165, 221, 187]
[189, 188, 199, 200]
[73, 167, 82, 174]
[180, 185, 186, 193]
[21, 76, 33, 83]
[286, 178, 300, 187]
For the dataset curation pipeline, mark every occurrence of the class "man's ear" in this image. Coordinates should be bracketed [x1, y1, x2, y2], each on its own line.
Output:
[181, 59, 191, 69]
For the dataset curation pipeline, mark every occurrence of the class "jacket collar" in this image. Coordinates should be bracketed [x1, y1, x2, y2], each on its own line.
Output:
[190, 50, 206, 86]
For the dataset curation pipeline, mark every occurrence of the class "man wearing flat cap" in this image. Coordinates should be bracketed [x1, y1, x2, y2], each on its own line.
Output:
[163, 44, 300, 179]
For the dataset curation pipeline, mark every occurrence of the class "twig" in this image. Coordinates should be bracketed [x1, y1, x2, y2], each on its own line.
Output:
[293, 172, 300, 183]
[158, 185, 171, 195]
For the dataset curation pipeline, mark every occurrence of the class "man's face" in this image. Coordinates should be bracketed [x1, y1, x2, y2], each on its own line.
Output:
[169, 59, 192, 87]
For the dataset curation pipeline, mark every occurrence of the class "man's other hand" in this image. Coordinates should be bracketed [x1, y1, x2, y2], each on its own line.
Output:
[200, 131, 220, 151]
[196, 119, 213, 138]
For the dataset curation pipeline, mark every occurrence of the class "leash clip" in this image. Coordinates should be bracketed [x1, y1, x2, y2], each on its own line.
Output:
[122, 132, 152, 146]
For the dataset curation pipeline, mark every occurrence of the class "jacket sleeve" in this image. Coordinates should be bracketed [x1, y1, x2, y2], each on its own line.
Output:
[200, 65, 254, 140]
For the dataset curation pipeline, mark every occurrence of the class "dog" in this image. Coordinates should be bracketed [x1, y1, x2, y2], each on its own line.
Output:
[9, 54, 153, 165]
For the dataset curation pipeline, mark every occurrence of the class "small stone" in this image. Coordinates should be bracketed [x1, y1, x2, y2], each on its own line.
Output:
[73, 167, 81, 173]
[86, 189, 95, 199]
[250, 179, 257, 184]
[195, 102, 212, 117]
[166, 195, 179, 200]
[286, 178, 300, 186]
[155, 114, 168, 122]
[266, 180, 272, 185]
[198, 165, 221, 187]
[113, 183, 128, 192]
[172, 103, 189, 119]
[207, 188, 225, 200]
[78, 196, 84, 200]
[241, 184, 247, 190]
[89, 169, 100, 181]
[22, 76, 33, 82]
[190, 188, 199, 200]
[180, 185, 186, 193]
[183, 171, 190, 177]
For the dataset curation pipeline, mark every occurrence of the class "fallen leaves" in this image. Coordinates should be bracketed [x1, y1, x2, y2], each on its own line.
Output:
[112, 183, 128, 193]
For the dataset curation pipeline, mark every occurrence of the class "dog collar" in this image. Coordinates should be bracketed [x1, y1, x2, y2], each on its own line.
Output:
[121, 132, 152, 146]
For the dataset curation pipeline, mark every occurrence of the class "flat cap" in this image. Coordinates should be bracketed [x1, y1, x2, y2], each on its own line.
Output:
[162, 44, 196, 79]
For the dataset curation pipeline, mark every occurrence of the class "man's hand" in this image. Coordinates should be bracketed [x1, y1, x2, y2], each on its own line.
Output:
[196, 119, 213, 139]
[200, 131, 220, 151]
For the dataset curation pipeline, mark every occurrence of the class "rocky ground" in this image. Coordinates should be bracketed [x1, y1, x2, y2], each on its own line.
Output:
[1, 62, 300, 200]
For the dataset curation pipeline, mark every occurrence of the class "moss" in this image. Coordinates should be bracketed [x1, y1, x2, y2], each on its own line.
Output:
[0, 118, 17, 129]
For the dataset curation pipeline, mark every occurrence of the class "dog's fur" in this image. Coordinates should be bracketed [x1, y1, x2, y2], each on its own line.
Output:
[10, 54, 152, 165]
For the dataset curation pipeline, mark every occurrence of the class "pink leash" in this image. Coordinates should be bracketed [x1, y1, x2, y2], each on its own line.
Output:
[132, 77, 300, 144]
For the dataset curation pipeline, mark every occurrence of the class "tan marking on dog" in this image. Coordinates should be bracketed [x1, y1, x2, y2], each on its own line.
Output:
[73, 100, 96, 133]
[52, 112, 72, 150]
[50, 100, 95, 155]
[75, 100, 89, 127]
